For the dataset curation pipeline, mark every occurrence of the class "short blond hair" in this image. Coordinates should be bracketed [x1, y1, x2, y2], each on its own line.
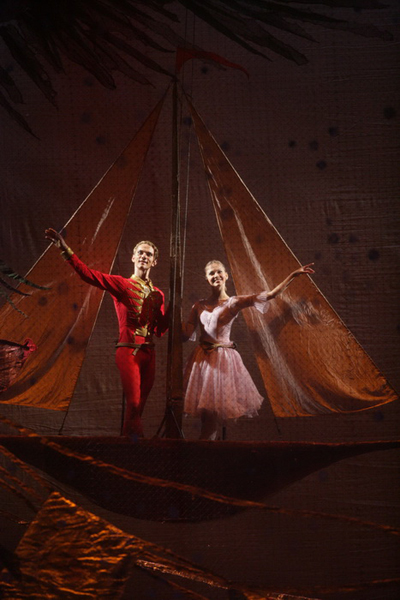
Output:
[133, 240, 159, 260]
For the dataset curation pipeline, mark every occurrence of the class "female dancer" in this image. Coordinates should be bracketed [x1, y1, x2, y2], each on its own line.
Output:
[183, 260, 314, 439]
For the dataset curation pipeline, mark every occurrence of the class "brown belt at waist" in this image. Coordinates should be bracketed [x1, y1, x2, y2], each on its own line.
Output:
[116, 341, 155, 355]
[200, 341, 237, 354]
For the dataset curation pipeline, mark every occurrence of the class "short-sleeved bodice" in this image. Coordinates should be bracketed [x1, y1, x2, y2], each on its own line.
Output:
[197, 297, 238, 344]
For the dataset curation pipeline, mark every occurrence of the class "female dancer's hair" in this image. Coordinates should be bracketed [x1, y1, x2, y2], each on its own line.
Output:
[204, 260, 227, 275]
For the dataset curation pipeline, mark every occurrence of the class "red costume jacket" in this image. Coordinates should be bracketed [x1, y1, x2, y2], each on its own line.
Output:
[67, 254, 168, 343]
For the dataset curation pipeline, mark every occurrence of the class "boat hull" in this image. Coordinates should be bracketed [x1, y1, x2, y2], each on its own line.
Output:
[1, 436, 398, 521]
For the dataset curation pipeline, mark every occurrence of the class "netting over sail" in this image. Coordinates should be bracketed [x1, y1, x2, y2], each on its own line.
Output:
[188, 100, 398, 416]
[0, 97, 164, 410]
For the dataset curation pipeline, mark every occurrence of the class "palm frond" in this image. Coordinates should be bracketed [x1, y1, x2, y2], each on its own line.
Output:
[0, 87, 35, 135]
[0, 276, 30, 297]
[0, 261, 49, 317]
[0, 65, 24, 103]
[0, 0, 392, 132]
[0, 286, 27, 317]
[0, 261, 49, 290]
[187, 0, 310, 64]
[0, 23, 57, 105]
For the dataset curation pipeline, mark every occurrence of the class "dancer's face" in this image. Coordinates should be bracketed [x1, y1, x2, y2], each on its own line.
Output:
[205, 262, 228, 288]
[132, 243, 157, 270]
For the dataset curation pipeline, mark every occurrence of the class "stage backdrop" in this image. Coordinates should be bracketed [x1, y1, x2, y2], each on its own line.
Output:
[0, 2, 399, 599]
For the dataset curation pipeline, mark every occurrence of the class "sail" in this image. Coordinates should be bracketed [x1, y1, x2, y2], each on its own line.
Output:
[189, 100, 398, 416]
[0, 97, 165, 410]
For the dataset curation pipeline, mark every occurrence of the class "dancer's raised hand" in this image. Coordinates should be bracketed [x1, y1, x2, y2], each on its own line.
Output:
[45, 228, 68, 251]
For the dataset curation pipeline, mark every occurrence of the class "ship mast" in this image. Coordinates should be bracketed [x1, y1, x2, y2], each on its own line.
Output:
[164, 81, 184, 438]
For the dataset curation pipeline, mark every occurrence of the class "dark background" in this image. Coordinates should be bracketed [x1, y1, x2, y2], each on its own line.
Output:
[0, 1, 399, 598]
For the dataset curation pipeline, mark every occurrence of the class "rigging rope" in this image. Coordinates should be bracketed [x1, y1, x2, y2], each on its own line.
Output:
[180, 10, 197, 295]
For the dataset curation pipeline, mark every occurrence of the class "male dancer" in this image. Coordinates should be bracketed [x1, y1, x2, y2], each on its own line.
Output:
[45, 228, 168, 437]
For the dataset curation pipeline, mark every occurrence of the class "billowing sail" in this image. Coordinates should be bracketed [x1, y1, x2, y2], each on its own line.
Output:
[0, 97, 164, 410]
[189, 100, 398, 416]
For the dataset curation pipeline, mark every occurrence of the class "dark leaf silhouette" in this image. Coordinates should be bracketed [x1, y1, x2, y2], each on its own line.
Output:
[0, 260, 49, 316]
[0, 0, 392, 132]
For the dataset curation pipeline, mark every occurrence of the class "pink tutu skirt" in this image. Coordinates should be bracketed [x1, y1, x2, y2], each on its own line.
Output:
[183, 346, 263, 420]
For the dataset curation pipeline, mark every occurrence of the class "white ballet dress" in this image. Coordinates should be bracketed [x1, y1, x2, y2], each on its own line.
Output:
[183, 295, 267, 421]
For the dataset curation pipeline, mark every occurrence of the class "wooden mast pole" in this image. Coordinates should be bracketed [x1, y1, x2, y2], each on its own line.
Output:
[164, 80, 184, 438]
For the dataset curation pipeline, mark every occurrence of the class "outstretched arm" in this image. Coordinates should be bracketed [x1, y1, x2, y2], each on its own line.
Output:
[231, 263, 315, 312]
[266, 263, 315, 300]
[45, 227, 125, 298]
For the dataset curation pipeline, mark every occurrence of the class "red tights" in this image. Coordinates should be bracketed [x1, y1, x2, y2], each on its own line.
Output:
[115, 346, 155, 437]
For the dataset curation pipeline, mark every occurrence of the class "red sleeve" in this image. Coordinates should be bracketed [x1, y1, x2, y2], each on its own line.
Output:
[67, 254, 126, 299]
[153, 288, 169, 337]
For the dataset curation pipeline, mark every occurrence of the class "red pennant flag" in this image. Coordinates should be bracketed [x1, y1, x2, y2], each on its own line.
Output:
[176, 47, 249, 78]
